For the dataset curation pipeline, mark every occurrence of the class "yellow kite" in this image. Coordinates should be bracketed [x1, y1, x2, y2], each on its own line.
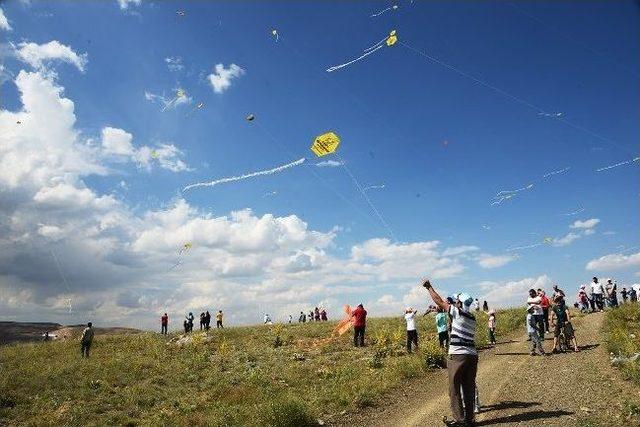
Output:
[311, 132, 340, 157]
[386, 30, 398, 47]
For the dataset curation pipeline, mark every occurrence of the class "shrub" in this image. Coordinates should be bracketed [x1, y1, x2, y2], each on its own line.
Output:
[421, 338, 447, 369]
[604, 304, 640, 385]
[260, 399, 317, 427]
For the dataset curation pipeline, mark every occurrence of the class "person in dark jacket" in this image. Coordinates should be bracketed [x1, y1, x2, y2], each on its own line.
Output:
[352, 304, 367, 347]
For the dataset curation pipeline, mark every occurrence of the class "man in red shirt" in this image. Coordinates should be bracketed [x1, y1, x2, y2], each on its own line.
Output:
[352, 304, 367, 347]
[538, 289, 550, 334]
[161, 313, 168, 334]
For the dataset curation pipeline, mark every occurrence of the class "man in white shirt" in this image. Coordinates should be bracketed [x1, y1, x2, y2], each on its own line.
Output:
[590, 277, 605, 311]
[527, 289, 546, 346]
[404, 308, 419, 353]
[422, 279, 477, 427]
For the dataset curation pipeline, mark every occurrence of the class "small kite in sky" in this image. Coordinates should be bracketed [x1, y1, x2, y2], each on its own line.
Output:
[150, 150, 159, 159]
[246, 113, 255, 122]
[543, 237, 554, 245]
[161, 88, 188, 112]
[310, 131, 341, 157]
[169, 242, 192, 271]
[370, 4, 398, 17]
[183, 158, 306, 192]
[271, 29, 279, 42]
[326, 30, 398, 72]
[596, 156, 640, 172]
[186, 102, 204, 116]
[176, 10, 186, 17]
[562, 207, 585, 216]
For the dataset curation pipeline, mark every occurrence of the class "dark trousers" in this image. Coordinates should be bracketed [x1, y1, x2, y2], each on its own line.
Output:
[161, 324, 167, 334]
[589, 295, 596, 311]
[216, 320, 223, 328]
[488, 328, 496, 344]
[438, 331, 449, 348]
[534, 314, 545, 339]
[594, 294, 604, 310]
[448, 354, 478, 423]
[354, 326, 365, 346]
[81, 342, 91, 358]
[542, 308, 550, 332]
[407, 329, 418, 352]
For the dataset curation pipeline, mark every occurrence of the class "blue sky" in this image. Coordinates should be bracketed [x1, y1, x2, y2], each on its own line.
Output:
[0, 0, 638, 328]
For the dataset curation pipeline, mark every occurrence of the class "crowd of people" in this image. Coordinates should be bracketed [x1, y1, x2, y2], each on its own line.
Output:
[160, 310, 225, 334]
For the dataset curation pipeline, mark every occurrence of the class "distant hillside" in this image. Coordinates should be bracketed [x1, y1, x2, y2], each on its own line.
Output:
[0, 322, 141, 345]
[0, 321, 61, 345]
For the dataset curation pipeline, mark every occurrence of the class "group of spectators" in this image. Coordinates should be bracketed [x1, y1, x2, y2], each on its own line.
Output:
[160, 310, 224, 334]
[298, 307, 328, 323]
[526, 285, 579, 356]
[576, 277, 639, 312]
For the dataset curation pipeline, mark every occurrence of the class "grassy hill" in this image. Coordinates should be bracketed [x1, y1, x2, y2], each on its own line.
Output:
[0, 308, 525, 426]
[0, 321, 62, 345]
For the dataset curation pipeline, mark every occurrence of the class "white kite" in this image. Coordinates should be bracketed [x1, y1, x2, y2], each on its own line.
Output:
[491, 184, 534, 205]
[183, 158, 306, 192]
[363, 184, 385, 191]
[327, 30, 398, 73]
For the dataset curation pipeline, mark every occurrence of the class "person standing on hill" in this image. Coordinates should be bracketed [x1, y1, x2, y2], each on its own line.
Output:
[526, 308, 544, 356]
[216, 310, 224, 328]
[538, 289, 550, 333]
[590, 277, 605, 311]
[435, 307, 449, 348]
[621, 287, 628, 303]
[314, 307, 321, 322]
[161, 313, 168, 334]
[551, 295, 579, 353]
[186, 312, 194, 332]
[204, 311, 211, 330]
[352, 304, 367, 347]
[606, 279, 618, 307]
[404, 307, 419, 353]
[422, 279, 478, 427]
[630, 287, 638, 303]
[482, 300, 488, 312]
[299, 311, 306, 323]
[80, 322, 94, 358]
[321, 309, 328, 321]
[199, 312, 205, 330]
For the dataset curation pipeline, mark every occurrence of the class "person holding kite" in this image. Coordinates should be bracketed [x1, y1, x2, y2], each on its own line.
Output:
[422, 279, 478, 427]
[352, 304, 367, 347]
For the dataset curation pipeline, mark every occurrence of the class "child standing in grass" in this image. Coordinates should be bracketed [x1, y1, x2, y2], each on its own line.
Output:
[488, 309, 496, 345]
[404, 307, 418, 353]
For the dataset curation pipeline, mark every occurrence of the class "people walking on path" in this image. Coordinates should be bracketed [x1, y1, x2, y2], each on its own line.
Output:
[591, 277, 605, 311]
[538, 289, 550, 333]
[527, 289, 545, 340]
[161, 313, 168, 334]
[80, 322, 94, 358]
[488, 309, 496, 345]
[527, 308, 545, 356]
[422, 279, 478, 427]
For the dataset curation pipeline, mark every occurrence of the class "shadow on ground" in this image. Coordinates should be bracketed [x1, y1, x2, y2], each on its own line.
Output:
[481, 401, 540, 412]
[477, 410, 574, 426]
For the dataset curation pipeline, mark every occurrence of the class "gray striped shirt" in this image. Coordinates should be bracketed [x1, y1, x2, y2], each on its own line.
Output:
[448, 306, 477, 355]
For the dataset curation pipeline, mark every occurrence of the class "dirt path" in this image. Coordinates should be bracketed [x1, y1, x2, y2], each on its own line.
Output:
[331, 312, 640, 426]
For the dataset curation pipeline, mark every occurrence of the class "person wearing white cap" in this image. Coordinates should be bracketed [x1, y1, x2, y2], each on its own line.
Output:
[404, 307, 419, 353]
[422, 279, 477, 427]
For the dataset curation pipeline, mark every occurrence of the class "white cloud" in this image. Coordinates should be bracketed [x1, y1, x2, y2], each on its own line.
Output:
[570, 218, 600, 230]
[100, 127, 191, 172]
[316, 160, 344, 168]
[117, 0, 141, 10]
[476, 253, 516, 269]
[443, 245, 479, 257]
[0, 7, 12, 31]
[165, 56, 184, 72]
[553, 232, 582, 247]
[477, 275, 553, 308]
[101, 127, 135, 156]
[586, 252, 640, 271]
[15, 41, 88, 72]
[208, 63, 245, 94]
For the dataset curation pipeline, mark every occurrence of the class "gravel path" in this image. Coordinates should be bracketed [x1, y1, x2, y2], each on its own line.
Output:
[332, 311, 640, 426]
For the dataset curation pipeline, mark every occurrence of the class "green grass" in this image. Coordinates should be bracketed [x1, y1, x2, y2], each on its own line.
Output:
[0, 309, 527, 426]
[604, 303, 640, 384]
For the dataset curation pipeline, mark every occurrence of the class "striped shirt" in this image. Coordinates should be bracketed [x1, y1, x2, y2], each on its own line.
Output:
[448, 306, 477, 355]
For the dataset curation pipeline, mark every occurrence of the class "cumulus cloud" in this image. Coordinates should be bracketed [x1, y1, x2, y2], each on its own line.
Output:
[586, 252, 640, 271]
[208, 63, 244, 94]
[117, 0, 141, 10]
[15, 41, 88, 72]
[570, 218, 600, 230]
[477, 275, 553, 308]
[100, 127, 191, 172]
[443, 245, 479, 257]
[0, 7, 12, 31]
[553, 232, 582, 247]
[476, 253, 516, 269]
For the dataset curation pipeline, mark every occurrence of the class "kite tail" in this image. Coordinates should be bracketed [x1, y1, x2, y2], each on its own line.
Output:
[326, 45, 383, 73]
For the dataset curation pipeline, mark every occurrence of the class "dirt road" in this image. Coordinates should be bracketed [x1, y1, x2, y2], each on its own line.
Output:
[333, 312, 640, 426]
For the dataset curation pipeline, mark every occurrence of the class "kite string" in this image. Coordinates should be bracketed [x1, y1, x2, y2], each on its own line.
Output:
[50, 249, 73, 314]
[334, 152, 397, 241]
[327, 45, 383, 73]
[596, 156, 640, 172]
[398, 40, 632, 155]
